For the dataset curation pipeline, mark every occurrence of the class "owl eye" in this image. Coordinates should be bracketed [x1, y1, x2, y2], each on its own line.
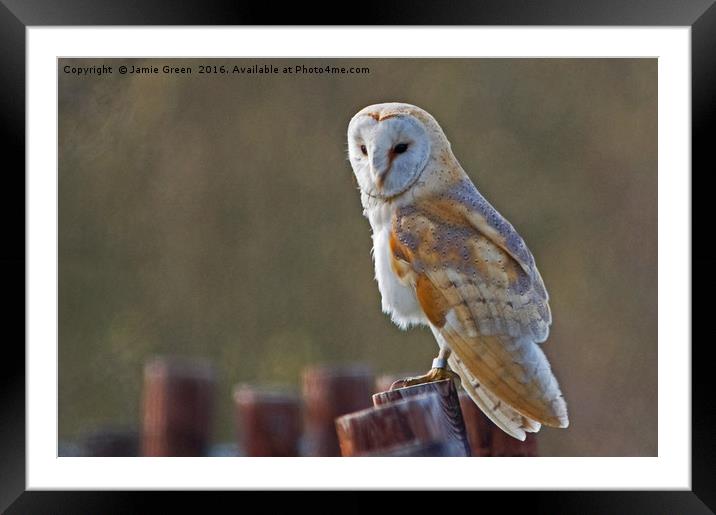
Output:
[360, 144, 368, 155]
[394, 143, 409, 154]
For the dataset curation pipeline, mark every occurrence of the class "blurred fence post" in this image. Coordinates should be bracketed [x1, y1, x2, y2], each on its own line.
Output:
[141, 356, 216, 457]
[458, 391, 539, 456]
[335, 392, 467, 457]
[301, 364, 374, 456]
[80, 427, 139, 457]
[233, 385, 301, 457]
[372, 378, 471, 456]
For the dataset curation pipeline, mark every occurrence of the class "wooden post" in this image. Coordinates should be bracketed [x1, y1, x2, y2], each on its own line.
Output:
[335, 393, 468, 457]
[373, 379, 471, 456]
[80, 427, 139, 457]
[301, 364, 375, 456]
[491, 427, 539, 457]
[361, 441, 465, 457]
[233, 385, 301, 457]
[458, 392, 493, 456]
[141, 356, 216, 457]
[458, 392, 539, 456]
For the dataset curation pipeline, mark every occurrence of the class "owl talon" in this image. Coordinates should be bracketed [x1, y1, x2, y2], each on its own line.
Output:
[389, 367, 460, 390]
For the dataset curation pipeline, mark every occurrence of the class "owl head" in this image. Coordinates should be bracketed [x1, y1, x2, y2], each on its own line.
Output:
[347, 102, 456, 200]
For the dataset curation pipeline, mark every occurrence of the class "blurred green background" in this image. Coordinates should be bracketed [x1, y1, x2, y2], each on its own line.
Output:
[59, 58, 657, 456]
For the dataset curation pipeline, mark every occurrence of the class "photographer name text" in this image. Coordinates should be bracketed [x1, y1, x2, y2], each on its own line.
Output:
[62, 63, 370, 77]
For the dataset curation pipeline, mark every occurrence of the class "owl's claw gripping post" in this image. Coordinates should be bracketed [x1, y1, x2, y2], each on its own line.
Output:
[389, 359, 461, 390]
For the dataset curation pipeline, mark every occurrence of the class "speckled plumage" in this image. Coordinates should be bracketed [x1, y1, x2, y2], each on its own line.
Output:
[347, 102, 568, 440]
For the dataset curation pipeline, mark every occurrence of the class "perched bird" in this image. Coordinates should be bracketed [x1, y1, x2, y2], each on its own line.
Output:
[346, 102, 568, 440]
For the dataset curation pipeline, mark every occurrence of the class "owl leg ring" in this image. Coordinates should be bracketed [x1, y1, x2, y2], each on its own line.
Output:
[389, 347, 460, 389]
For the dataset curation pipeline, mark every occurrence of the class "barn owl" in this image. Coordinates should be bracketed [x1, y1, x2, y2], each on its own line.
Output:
[346, 102, 568, 440]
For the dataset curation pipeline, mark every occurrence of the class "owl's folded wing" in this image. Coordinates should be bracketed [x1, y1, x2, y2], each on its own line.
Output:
[393, 180, 551, 342]
[391, 183, 567, 430]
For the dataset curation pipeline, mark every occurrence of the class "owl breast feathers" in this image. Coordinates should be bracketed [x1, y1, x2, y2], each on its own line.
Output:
[348, 102, 568, 440]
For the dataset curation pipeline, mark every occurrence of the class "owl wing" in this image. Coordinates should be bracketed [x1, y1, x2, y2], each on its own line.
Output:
[392, 179, 568, 439]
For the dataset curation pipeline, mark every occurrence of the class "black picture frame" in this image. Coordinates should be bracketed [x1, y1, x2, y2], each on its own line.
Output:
[2, 1, 709, 512]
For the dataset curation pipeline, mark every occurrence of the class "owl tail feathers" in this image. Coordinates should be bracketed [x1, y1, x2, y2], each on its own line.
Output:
[449, 354, 541, 441]
[445, 328, 570, 431]
[516, 339, 570, 429]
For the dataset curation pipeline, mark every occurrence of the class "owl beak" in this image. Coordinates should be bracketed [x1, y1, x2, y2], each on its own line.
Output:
[375, 169, 390, 189]
[370, 156, 390, 189]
